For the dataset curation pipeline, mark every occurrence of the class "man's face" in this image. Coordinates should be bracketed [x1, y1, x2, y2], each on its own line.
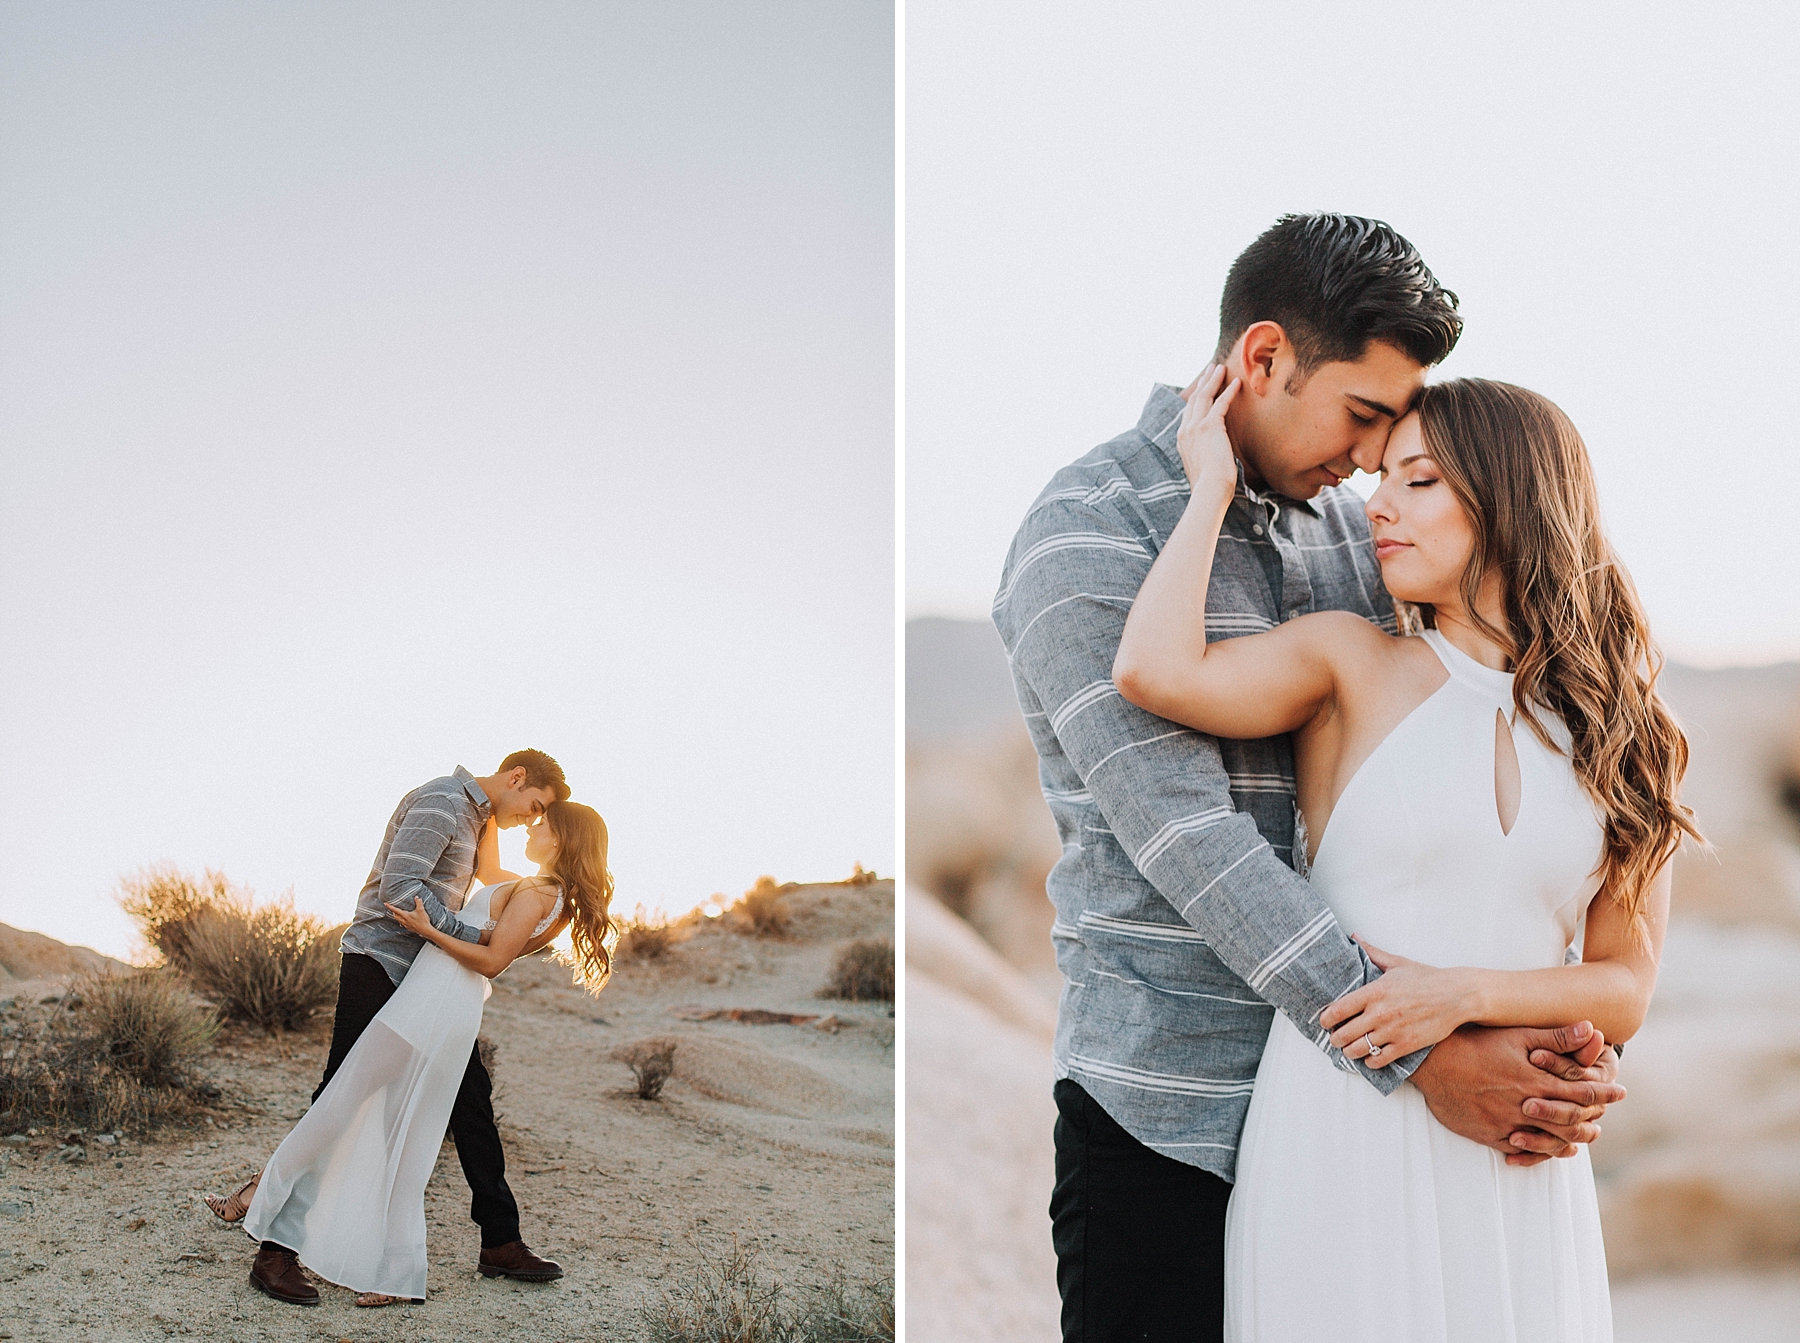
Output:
[1230, 336, 1428, 501]
[490, 768, 557, 828]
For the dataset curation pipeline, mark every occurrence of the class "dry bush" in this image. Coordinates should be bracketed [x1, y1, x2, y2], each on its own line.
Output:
[730, 876, 792, 938]
[846, 864, 879, 887]
[0, 971, 217, 1133]
[78, 968, 219, 1088]
[118, 865, 233, 972]
[120, 864, 342, 1033]
[181, 897, 344, 1033]
[616, 906, 682, 962]
[822, 939, 894, 1002]
[644, 1231, 894, 1343]
[613, 1038, 677, 1100]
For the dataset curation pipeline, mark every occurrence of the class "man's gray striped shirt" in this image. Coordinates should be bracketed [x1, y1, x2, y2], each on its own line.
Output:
[339, 766, 489, 984]
[993, 383, 1425, 1182]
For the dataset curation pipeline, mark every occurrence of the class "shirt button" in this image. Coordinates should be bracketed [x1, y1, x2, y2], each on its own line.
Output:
[1290, 609, 1302, 620]
[1252, 524, 1264, 535]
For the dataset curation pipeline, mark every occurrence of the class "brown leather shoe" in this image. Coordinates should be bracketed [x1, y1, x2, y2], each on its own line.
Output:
[478, 1240, 563, 1281]
[250, 1243, 319, 1305]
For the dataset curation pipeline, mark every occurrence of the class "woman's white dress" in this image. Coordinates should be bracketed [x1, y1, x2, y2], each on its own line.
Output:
[242, 882, 559, 1298]
[1224, 630, 1613, 1343]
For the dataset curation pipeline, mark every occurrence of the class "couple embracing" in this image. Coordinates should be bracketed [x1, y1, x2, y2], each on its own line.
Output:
[994, 214, 1700, 1342]
[204, 748, 616, 1308]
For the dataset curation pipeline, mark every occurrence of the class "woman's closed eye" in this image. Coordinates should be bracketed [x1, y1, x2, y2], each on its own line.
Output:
[1408, 476, 1439, 488]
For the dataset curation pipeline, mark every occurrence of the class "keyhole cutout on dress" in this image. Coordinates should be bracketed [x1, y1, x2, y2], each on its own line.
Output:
[1494, 707, 1521, 836]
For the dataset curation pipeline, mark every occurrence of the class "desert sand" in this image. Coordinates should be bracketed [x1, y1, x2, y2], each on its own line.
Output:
[0, 880, 894, 1342]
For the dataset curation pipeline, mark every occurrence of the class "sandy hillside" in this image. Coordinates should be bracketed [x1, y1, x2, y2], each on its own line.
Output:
[0, 880, 894, 1342]
[0, 923, 127, 985]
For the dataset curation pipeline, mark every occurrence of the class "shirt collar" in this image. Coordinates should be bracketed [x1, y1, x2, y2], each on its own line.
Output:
[1138, 383, 1321, 518]
[453, 765, 493, 817]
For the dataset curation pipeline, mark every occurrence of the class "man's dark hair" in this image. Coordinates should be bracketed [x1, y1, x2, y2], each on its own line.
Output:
[500, 748, 571, 802]
[1215, 213, 1462, 377]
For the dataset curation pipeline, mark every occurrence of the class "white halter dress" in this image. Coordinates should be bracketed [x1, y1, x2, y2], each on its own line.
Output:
[1224, 630, 1613, 1343]
[243, 882, 561, 1298]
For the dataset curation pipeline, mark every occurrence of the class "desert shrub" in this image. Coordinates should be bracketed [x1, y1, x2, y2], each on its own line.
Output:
[0, 973, 216, 1133]
[644, 1232, 894, 1343]
[180, 897, 345, 1033]
[822, 939, 893, 1003]
[616, 906, 681, 962]
[118, 865, 233, 972]
[120, 865, 342, 1033]
[846, 864, 878, 887]
[78, 969, 218, 1088]
[477, 1034, 498, 1079]
[730, 877, 791, 938]
[613, 1038, 677, 1100]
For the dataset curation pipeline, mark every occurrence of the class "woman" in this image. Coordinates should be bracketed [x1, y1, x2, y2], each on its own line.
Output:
[1112, 368, 1699, 1342]
[206, 799, 615, 1307]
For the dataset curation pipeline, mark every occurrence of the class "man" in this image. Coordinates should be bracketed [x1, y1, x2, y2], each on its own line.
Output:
[248, 749, 572, 1306]
[991, 214, 1626, 1342]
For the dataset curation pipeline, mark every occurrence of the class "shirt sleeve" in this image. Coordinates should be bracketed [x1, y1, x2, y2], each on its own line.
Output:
[376, 798, 484, 945]
[996, 494, 1425, 1091]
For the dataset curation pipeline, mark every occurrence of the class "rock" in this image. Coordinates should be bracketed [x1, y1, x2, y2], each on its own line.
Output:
[58, 1146, 85, 1163]
[0, 1201, 25, 1217]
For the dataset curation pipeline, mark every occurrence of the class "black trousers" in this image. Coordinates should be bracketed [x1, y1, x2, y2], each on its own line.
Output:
[266, 952, 521, 1250]
[1051, 1079, 1233, 1343]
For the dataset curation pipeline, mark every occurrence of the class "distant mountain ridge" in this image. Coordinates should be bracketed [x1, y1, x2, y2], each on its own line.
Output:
[0, 921, 129, 984]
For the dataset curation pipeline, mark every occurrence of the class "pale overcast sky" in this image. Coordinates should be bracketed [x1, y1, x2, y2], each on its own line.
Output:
[0, 2, 893, 959]
[907, 2, 1800, 668]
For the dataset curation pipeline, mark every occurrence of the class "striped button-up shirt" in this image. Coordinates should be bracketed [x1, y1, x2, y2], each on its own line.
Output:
[993, 383, 1426, 1182]
[339, 766, 489, 984]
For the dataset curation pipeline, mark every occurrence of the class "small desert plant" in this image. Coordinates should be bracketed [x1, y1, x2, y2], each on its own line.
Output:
[616, 906, 681, 962]
[613, 1038, 677, 1100]
[180, 896, 344, 1033]
[730, 876, 792, 938]
[846, 864, 878, 887]
[822, 939, 893, 1002]
[644, 1231, 894, 1343]
[477, 1034, 499, 1079]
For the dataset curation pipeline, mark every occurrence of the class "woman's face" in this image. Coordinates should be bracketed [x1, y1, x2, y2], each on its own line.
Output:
[1364, 413, 1476, 608]
[523, 816, 560, 865]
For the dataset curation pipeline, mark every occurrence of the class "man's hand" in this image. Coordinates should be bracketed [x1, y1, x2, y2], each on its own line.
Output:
[1408, 1022, 1625, 1168]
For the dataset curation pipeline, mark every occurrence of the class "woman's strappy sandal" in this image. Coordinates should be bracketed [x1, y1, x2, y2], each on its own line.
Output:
[355, 1293, 424, 1307]
[202, 1171, 262, 1223]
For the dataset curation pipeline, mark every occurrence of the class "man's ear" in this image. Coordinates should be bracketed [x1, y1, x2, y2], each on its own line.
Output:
[1238, 321, 1288, 396]
[507, 766, 528, 791]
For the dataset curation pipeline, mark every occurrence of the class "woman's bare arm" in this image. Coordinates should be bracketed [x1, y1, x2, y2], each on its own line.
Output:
[474, 820, 522, 886]
[386, 881, 555, 979]
[1320, 863, 1670, 1062]
[1111, 363, 1379, 741]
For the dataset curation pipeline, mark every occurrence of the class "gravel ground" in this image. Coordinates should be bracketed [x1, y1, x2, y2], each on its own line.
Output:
[0, 881, 894, 1342]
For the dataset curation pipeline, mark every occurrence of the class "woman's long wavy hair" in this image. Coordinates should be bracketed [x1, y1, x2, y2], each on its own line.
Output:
[532, 800, 616, 992]
[1404, 378, 1702, 938]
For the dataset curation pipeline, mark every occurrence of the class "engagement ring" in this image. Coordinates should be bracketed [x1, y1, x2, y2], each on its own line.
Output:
[1364, 1035, 1382, 1058]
